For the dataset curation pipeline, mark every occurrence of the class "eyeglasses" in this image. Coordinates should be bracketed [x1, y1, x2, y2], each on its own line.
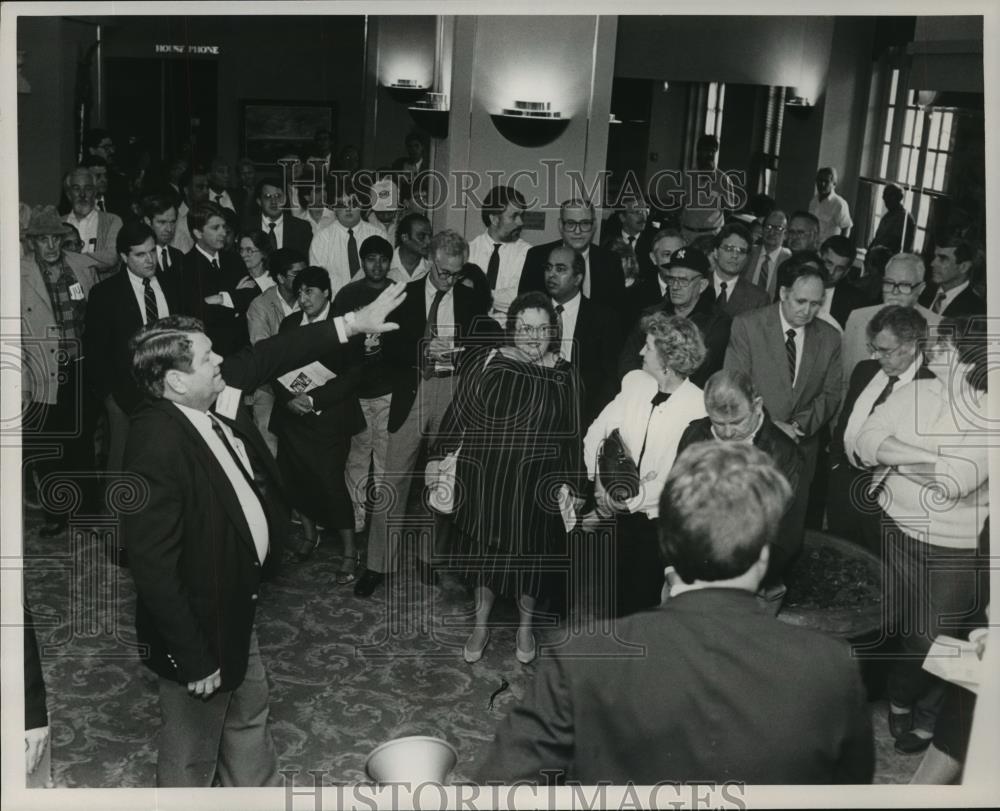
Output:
[561, 219, 594, 233]
[260, 192, 284, 201]
[434, 266, 464, 279]
[514, 323, 556, 337]
[866, 341, 906, 358]
[662, 275, 700, 288]
[764, 224, 786, 232]
[882, 280, 923, 295]
[718, 244, 749, 256]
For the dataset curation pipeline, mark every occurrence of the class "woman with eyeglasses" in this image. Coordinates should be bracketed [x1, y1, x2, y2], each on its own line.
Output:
[236, 231, 275, 293]
[434, 292, 583, 665]
[584, 312, 707, 617]
[853, 315, 989, 757]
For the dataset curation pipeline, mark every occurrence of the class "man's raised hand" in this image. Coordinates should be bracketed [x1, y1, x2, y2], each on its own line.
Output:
[349, 282, 407, 336]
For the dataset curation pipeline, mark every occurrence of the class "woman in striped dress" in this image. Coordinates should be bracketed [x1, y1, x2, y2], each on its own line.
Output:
[436, 292, 583, 665]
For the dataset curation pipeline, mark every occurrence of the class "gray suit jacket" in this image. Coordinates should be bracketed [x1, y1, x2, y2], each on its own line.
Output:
[746, 244, 791, 300]
[247, 285, 295, 344]
[724, 303, 842, 437]
[719, 275, 771, 319]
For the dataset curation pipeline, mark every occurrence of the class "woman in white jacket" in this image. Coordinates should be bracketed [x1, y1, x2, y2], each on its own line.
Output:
[852, 315, 990, 756]
[583, 312, 707, 616]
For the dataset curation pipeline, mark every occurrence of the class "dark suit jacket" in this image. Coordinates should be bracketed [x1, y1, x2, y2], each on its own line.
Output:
[243, 211, 314, 257]
[918, 283, 987, 317]
[478, 588, 874, 784]
[724, 304, 842, 438]
[181, 247, 253, 356]
[622, 273, 664, 332]
[618, 286, 731, 388]
[571, 296, 622, 430]
[270, 309, 365, 437]
[123, 319, 353, 691]
[677, 413, 804, 578]
[519, 240, 626, 313]
[828, 281, 866, 329]
[382, 277, 495, 433]
[600, 218, 657, 277]
[85, 268, 186, 414]
[719, 275, 771, 319]
[157, 244, 186, 276]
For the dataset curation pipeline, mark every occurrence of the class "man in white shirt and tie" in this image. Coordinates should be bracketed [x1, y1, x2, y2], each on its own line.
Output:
[207, 157, 237, 213]
[254, 181, 313, 255]
[467, 185, 531, 325]
[309, 182, 386, 296]
[142, 193, 184, 276]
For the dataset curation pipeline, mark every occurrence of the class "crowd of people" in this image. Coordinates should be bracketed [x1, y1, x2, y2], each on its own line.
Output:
[19, 124, 989, 789]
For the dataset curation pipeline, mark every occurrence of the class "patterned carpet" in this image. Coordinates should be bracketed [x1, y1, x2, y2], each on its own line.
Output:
[22, 501, 919, 788]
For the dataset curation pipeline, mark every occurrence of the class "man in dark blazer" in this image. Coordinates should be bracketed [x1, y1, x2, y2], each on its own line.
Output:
[85, 221, 186, 474]
[141, 193, 186, 276]
[622, 227, 686, 329]
[354, 231, 496, 597]
[821, 235, 865, 329]
[710, 221, 772, 318]
[518, 198, 626, 314]
[618, 246, 730, 388]
[477, 442, 874, 785]
[920, 235, 986, 317]
[599, 193, 658, 277]
[246, 180, 313, 256]
[180, 201, 255, 357]
[122, 284, 406, 786]
[827, 305, 932, 551]
[724, 256, 842, 545]
[543, 244, 620, 430]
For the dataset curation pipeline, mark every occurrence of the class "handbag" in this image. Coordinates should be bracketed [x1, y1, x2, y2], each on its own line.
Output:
[427, 447, 460, 514]
[597, 428, 640, 502]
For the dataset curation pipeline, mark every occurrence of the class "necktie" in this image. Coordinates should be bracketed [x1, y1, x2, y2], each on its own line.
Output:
[554, 303, 566, 357]
[626, 235, 635, 250]
[422, 289, 447, 379]
[142, 277, 158, 325]
[159, 247, 169, 272]
[717, 281, 728, 306]
[785, 328, 797, 385]
[638, 391, 671, 467]
[347, 228, 360, 276]
[97, 197, 106, 212]
[208, 415, 269, 561]
[211, 257, 220, 272]
[267, 220, 278, 251]
[758, 254, 770, 292]
[869, 375, 900, 414]
[486, 243, 501, 290]
[931, 289, 946, 314]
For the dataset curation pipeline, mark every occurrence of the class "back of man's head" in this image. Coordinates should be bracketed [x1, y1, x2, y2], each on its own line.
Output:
[659, 443, 791, 583]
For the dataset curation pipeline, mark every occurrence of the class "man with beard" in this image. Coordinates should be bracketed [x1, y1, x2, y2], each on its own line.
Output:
[468, 185, 532, 325]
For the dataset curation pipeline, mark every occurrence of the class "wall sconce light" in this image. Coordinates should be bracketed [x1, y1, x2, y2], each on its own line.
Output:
[490, 100, 571, 147]
[382, 79, 431, 105]
[609, 113, 622, 125]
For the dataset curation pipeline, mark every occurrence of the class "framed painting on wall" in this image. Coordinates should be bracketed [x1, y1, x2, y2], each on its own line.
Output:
[239, 99, 336, 167]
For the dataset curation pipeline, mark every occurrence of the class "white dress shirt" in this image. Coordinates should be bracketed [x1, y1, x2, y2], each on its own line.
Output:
[809, 191, 853, 243]
[778, 310, 805, 386]
[65, 209, 99, 253]
[261, 215, 284, 249]
[126, 270, 169, 325]
[175, 404, 269, 563]
[842, 354, 921, 469]
[309, 219, 386, 296]
[712, 271, 739, 301]
[552, 292, 581, 363]
[294, 208, 339, 235]
[468, 232, 532, 321]
[389, 248, 430, 284]
[157, 245, 175, 273]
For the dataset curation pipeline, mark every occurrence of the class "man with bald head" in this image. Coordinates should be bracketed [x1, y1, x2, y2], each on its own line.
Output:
[841, 253, 940, 393]
[62, 166, 123, 271]
[519, 198, 625, 312]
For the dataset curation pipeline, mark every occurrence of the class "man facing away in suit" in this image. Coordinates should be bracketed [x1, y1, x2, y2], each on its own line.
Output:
[828, 305, 930, 550]
[724, 254, 842, 543]
[122, 283, 406, 786]
[709, 221, 771, 319]
[518, 198, 626, 314]
[477, 442, 874, 785]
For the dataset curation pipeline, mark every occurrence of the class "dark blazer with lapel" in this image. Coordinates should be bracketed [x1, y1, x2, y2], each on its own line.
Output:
[158, 244, 186, 276]
[84, 267, 185, 414]
[618, 286, 731, 388]
[249, 211, 314, 257]
[478, 588, 874, 785]
[600, 219, 658, 277]
[382, 276, 494, 433]
[828, 281, 865, 329]
[269, 309, 365, 437]
[918, 283, 987, 317]
[719, 275, 771, 319]
[181, 247, 253, 356]
[572, 296, 622, 431]
[123, 318, 354, 691]
[519, 240, 626, 313]
[724, 303, 842, 438]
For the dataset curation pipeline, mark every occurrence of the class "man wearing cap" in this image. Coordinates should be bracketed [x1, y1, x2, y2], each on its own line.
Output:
[368, 177, 403, 245]
[468, 186, 532, 325]
[309, 180, 386, 297]
[62, 166, 123, 272]
[21, 205, 101, 537]
[252, 181, 312, 256]
[333, 235, 397, 533]
[617, 246, 730, 388]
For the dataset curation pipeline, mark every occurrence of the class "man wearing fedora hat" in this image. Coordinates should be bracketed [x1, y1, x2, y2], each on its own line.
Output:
[21, 205, 101, 536]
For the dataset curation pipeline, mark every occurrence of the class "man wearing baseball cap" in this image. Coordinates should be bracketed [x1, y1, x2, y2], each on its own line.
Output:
[20, 205, 102, 536]
[617, 246, 731, 387]
[368, 177, 402, 245]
